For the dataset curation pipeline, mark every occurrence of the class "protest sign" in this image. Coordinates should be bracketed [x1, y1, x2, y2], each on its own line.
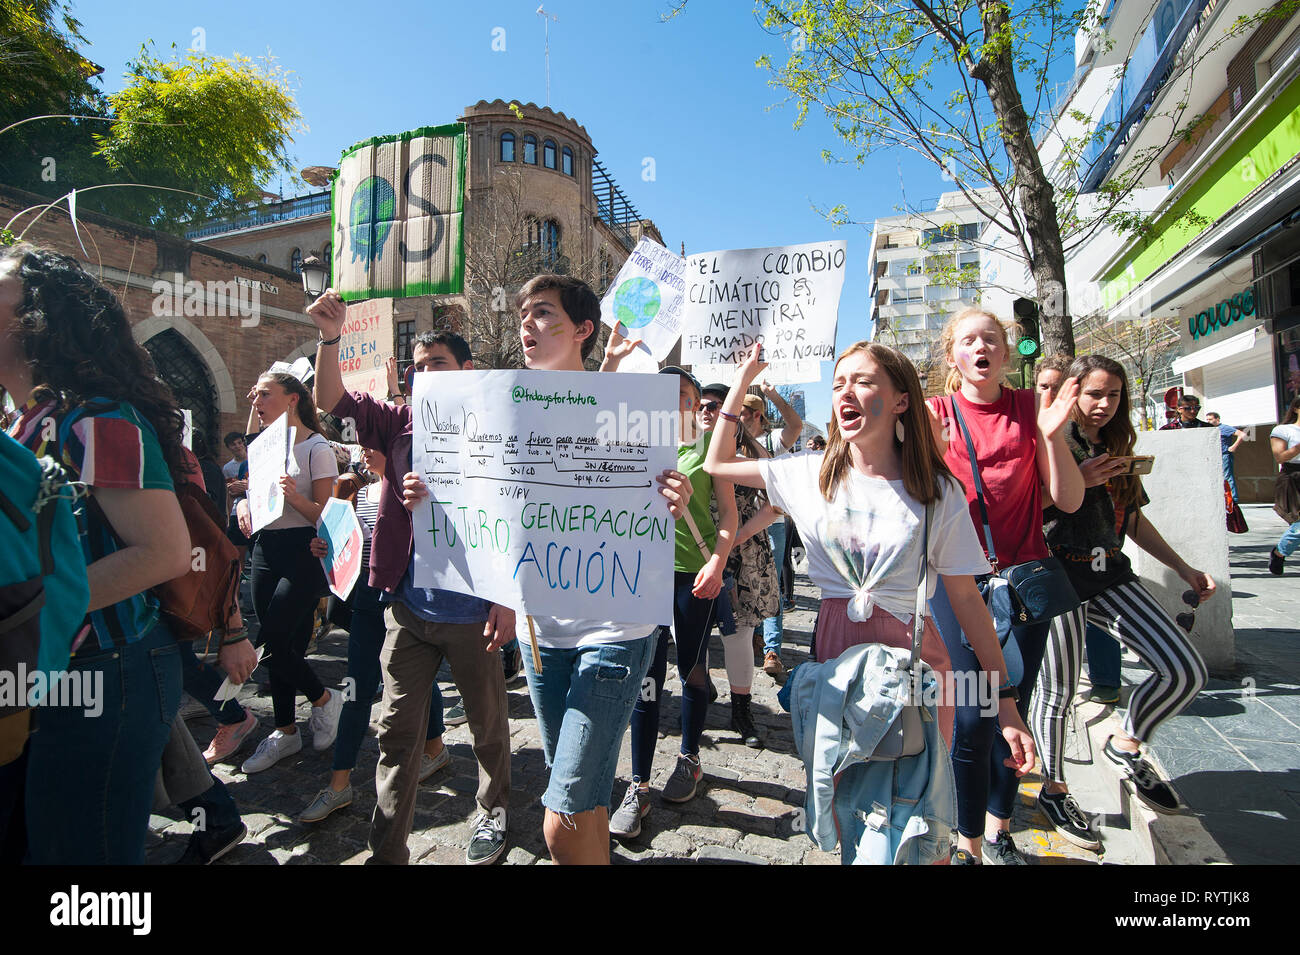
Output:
[338, 298, 395, 399]
[410, 370, 678, 625]
[599, 238, 688, 361]
[247, 411, 293, 533]
[691, 360, 822, 387]
[269, 356, 315, 384]
[332, 123, 466, 301]
[317, 498, 364, 600]
[681, 240, 847, 367]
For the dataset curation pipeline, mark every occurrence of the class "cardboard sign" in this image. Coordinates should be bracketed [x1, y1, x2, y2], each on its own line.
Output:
[317, 497, 364, 600]
[332, 123, 466, 300]
[681, 240, 847, 366]
[599, 238, 689, 361]
[338, 298, 395, 400]
[409, 369, 678, 625]
[247, 411, 294, 533]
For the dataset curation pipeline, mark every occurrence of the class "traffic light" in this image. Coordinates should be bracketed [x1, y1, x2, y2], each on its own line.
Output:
[1013, 298, 1041, 362]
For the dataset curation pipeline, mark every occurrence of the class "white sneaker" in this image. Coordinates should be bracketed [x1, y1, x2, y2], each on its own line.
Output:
[309, 688, 345, 751]
[241, 729, 303, 774]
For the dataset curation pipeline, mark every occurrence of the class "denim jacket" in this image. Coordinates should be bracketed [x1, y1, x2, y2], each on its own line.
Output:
[781, 643, 956, 865]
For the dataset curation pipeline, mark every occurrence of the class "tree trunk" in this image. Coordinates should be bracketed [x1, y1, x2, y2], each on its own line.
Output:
[970, 0, 1076, 356]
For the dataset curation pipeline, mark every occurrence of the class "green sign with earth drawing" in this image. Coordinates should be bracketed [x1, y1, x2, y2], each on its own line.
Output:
[331, 123, 466, 301]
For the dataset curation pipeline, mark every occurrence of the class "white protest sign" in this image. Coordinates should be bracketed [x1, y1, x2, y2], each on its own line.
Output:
[681, 240, 846, 366]
[338, 298, 395, 399]
[269, 356, 315, 384]
[600, 238, 688, 361]
[410, 370, 678, 625]
[691, 360, 822, 387]
[247, 411, 294, 533]
[317, 498, 364, 600]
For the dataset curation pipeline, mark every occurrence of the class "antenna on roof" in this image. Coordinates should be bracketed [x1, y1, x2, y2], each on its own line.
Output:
[537, 5, 559, 107]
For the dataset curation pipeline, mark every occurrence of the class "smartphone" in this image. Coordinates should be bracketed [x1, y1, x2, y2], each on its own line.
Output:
[1126, 455, 1155, 475]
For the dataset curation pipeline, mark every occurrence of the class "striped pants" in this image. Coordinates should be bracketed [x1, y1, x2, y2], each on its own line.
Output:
[1031, 580, 1208, 784]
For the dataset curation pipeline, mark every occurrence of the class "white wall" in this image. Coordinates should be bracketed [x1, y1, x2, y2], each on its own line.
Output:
[1124, 428, 1234, 672]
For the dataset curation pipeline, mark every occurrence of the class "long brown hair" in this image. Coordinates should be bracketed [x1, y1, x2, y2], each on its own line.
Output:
[819, 341, 957, 505]
[939, 306, 1017, 395]
[261, 371, 323, 436]
[1068, 355, 1142, 509]
[1285, 396, 1300, 426]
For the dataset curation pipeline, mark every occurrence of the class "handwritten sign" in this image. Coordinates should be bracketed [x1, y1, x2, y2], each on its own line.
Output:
[600, 238, 688, 361]
[681, 240, 847, 366]
[247, 411, 293, 533]
[339, 298, 395, 399]
[317, 498, 364, 599]
[691, 360, 822, 387]
[410, 370, 677, 625]
[332, 123, 466, 300]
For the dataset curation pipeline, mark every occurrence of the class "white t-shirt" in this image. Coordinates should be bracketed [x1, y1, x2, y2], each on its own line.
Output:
[1271, 423, 1300, 451]
[514, 615, 656, 650]
[758, 451, 991, 622]
[263, 432, 338, 532]
[221, 458, 244, 515]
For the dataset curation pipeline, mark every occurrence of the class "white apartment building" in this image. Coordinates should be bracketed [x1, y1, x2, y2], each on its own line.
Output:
[867, 190, 992, 382]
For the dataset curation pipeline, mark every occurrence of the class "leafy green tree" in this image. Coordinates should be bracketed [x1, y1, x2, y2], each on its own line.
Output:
[2, 1, 302, 233]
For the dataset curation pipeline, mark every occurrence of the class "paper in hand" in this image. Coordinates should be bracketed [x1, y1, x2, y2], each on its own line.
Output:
[213, 645, 267, 704]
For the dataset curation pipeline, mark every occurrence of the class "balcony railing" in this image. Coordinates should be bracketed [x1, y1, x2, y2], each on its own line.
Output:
[1079, 0, 1211, 192]
[185, 191, 332, 240]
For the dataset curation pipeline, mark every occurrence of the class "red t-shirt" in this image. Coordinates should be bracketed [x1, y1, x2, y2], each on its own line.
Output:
[927, 387, 1048, 567]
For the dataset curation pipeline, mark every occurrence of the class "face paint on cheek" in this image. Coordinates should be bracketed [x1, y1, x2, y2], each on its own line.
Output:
[551, 324, 566, 336]
[870, 396, 884, 416]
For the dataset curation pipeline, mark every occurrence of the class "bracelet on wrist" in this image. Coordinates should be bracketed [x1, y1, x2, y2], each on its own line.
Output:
[318, 334, 341, 346]
[221, 627, 249, 646]
[719, 411, 741, 423]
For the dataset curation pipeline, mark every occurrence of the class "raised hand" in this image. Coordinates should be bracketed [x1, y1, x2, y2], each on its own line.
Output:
[386, 356, 401, 394]
[737, 342, 768, 388]
[599, 324, 644, 371]
[1038, 375, 1080, 440]
[656, 468, 693, 519]
[306, 289, 347, 341]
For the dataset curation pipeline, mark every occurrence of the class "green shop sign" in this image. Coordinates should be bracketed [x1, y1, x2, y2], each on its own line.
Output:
[1189, 288, 1255, 341]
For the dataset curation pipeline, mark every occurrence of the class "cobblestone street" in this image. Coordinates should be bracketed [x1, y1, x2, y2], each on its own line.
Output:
[149, 575, 1097, 865]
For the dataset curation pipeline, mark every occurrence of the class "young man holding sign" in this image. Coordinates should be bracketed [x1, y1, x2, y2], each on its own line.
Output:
[405, 275, 695, 864]
[309, 297, 516, 866]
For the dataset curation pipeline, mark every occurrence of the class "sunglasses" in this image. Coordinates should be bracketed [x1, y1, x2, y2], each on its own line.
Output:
[698, 401, 722, 413]
[1175, 589, 1200, 632]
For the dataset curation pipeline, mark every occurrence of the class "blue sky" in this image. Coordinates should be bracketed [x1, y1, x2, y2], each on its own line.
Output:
[72, 0, 1053, 428]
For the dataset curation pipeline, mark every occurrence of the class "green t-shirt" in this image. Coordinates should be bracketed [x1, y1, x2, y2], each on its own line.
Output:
[675, 430, 718, 573]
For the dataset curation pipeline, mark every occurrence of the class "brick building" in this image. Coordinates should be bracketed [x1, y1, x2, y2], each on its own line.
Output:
[190, 99, 666, 368]
[2, 183, 316, 455]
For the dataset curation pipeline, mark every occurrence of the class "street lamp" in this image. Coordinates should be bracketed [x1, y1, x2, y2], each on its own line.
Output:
[301, 253, 328, 300]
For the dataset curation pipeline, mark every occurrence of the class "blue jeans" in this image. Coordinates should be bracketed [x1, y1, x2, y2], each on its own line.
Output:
[761, 520, 788, 653]
[1222, 452, 1238, 502]
[334, 582, 443, 773]
[1279, 520, 1300, 558]
[522, 635, 656, 815]
[929, 578, 1050, 839]
[1085, 624, 1122, 688]
[25, 623, 183, 864]
[180, 640, 245, 726]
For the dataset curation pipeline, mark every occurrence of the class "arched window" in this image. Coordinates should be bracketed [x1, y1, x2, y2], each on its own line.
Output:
[562, 146, 574, 176]
[543, 139, 557, 169]
[256, 253, 267, 264]
[290, 248, 302, 274]
[523, 134, 537, 165]
[500, 131, 515, 162]
[141, 329, 218, 457]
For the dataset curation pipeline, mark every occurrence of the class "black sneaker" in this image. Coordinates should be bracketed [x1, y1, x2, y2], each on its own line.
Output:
[502, 645, 525, 688]
[173, 820, 247, 865]
[1269, 548, 1285, 576]
[729, 693, 764, 749]
[1087, 685, 1120, 705]
[444, 701, 468, 726]
[466, 810, 507, 865]
[1103, 738, 1181, 813]
[949, 847, 981, 865]
[982, 830, 1028, 865]
[1037, 789, 1101, 850]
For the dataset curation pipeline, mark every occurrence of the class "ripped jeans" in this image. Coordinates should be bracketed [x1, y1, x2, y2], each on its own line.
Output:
[521, 635, 657, 816]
